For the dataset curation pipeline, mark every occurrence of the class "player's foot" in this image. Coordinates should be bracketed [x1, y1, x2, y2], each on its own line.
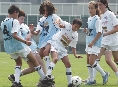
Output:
[8, 74, 15, 83]
[102, 72, 109, 85]
[36, 75, 55, 87]
[68, 83, 74, 87]
[82, 77, 90, 83]
[85, 80, 96, 85]
[11, 82, 23, 87]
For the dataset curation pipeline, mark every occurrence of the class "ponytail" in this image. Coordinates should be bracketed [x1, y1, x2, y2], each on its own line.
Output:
[107, 6, 112, 12]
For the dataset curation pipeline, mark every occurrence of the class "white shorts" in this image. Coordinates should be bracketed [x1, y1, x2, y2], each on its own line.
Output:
[50, 40, 68, 60]
[39, 40, 52, 49]
[10, 46, 31, 62]
[101, 44, 118, 51]
[85, 45, 101, 56]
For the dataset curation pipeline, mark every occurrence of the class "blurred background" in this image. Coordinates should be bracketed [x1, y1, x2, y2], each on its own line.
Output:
[0, 0, 118, 53]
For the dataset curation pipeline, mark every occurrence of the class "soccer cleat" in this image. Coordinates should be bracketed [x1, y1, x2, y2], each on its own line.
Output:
[11, 82, 23, 87]
[85, 80, 96, 85]
[68, 83, 74, 87]
[36, 75, 55, 87]
[8, 74, 15, 83]
[102, 72, 109, 85]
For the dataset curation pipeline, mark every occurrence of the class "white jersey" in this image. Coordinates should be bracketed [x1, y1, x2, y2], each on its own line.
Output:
[52, 21, 78, 48]
[101, 10, 118, 46]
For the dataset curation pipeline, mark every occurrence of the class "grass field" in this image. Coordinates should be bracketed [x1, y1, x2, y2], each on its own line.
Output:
[0, 52, 118, 87]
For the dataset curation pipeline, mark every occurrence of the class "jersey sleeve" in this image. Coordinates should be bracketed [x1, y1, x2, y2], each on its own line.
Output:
[69, 41, 77, 48]
[36, 17, 46, 32]
[95, 18, 102, 33]
[109, 12, 118, 26]
[11, 19, 20, 33]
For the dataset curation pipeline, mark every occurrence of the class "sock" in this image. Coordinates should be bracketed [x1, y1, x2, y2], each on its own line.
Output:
[35, 65, 45, 80]
[15, 66, 21, 83]
[92, 62, 106, 76]
[44, 56, 51, 71]
[46, 62, 55, 75]
[87, 64, 94, 82]
[66, 68, 72, 84]
[93, 59, 100, 79]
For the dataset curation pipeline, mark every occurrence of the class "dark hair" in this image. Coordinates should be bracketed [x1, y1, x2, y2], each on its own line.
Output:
[98, 0, 112, 12]
[39, 0, 56, 16]
[89, 1, 101, 17]
[72, 18, 82, 26]
[8, 5, 20, 14]
[18, 10, 25, 18]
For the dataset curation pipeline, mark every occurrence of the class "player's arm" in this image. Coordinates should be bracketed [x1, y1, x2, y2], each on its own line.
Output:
[12, 20, 31, 46]
[104, 13, 118, 36]
[70, 41, 83, 58]
[88, 19, 102, 47]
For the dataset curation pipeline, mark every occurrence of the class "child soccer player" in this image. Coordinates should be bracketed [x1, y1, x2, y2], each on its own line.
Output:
[1, 5, 46, 87]
[8, 10, 46, 84]
[46, 18, 83, 87]
[84, 1, 109, 85]
[31, 0, 62, 72]
[97, 0, 118, 83]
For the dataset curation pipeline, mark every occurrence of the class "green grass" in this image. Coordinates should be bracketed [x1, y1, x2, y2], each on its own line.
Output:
[0, 52, 118, 87]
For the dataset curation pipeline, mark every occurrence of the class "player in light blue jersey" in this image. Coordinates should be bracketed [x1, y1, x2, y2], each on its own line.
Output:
[84, 1, 109, 85]
[8, 10, 46, 85]
[1, 5, 46, 87]
[31, 0, 61, 73]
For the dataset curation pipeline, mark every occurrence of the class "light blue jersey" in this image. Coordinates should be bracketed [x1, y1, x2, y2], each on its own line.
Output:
[20, 23, 37, 51]
[1, 18, 25, 54]
[38, 15, 60, 48]
[86, 16, 102, 47]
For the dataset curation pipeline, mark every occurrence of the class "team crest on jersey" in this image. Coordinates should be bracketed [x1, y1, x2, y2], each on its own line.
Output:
[44, 22, 49, 26]
[104, 16, 108, 20]
[102, 27, 107, 32]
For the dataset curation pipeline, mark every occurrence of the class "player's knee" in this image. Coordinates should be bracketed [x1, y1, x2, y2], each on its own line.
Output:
[53, 58, 58, 63]
[43, 50, 49, 57]
[65, 62, 71, 68]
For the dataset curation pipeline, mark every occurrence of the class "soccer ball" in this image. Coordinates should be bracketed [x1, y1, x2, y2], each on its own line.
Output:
[72, 76, 82, 87]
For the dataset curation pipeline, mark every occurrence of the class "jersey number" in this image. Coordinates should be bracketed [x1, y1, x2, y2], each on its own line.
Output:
[3, 25, 10, 36]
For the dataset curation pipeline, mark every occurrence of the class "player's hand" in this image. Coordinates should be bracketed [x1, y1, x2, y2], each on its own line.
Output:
[75, 54, 83, 58]
[29, 24, 34, 32]
[103, 33, 108, 37]
[88, 42, 94, 48]
[59, 24, 65, 28]
[25, 41, 31, 46]
[83, 28, 87, 33]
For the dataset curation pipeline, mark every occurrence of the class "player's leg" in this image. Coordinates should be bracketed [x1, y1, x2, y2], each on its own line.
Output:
[61, 55, 73, 87]
[112, 51, 118, 77]
[114, 57, 118, 67]
[43, 44, 51, 71]
[46, 51, 58, 76]
[9, 54, 23, 87]
[104, 51, 118, 72]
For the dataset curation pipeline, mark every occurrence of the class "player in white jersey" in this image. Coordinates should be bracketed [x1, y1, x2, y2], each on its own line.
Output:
[8, 10, 46, 84]
[45, 18, 83, 87]
[1, 5, 46, 87]
[97, 0, 118, 82]
[83, 1, 109, 85]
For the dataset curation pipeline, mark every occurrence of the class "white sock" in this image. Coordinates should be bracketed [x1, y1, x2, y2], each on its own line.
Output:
[47, 62, 55, 75]
[93, 59, 100, 79]
[35, 65, 45, 80]
[66, 68, 72, 84]
[15, 66, 21, 83]
[44, 56, 51, 71]
[87, 64, 94, 82]
[92, 62, 106, 76]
